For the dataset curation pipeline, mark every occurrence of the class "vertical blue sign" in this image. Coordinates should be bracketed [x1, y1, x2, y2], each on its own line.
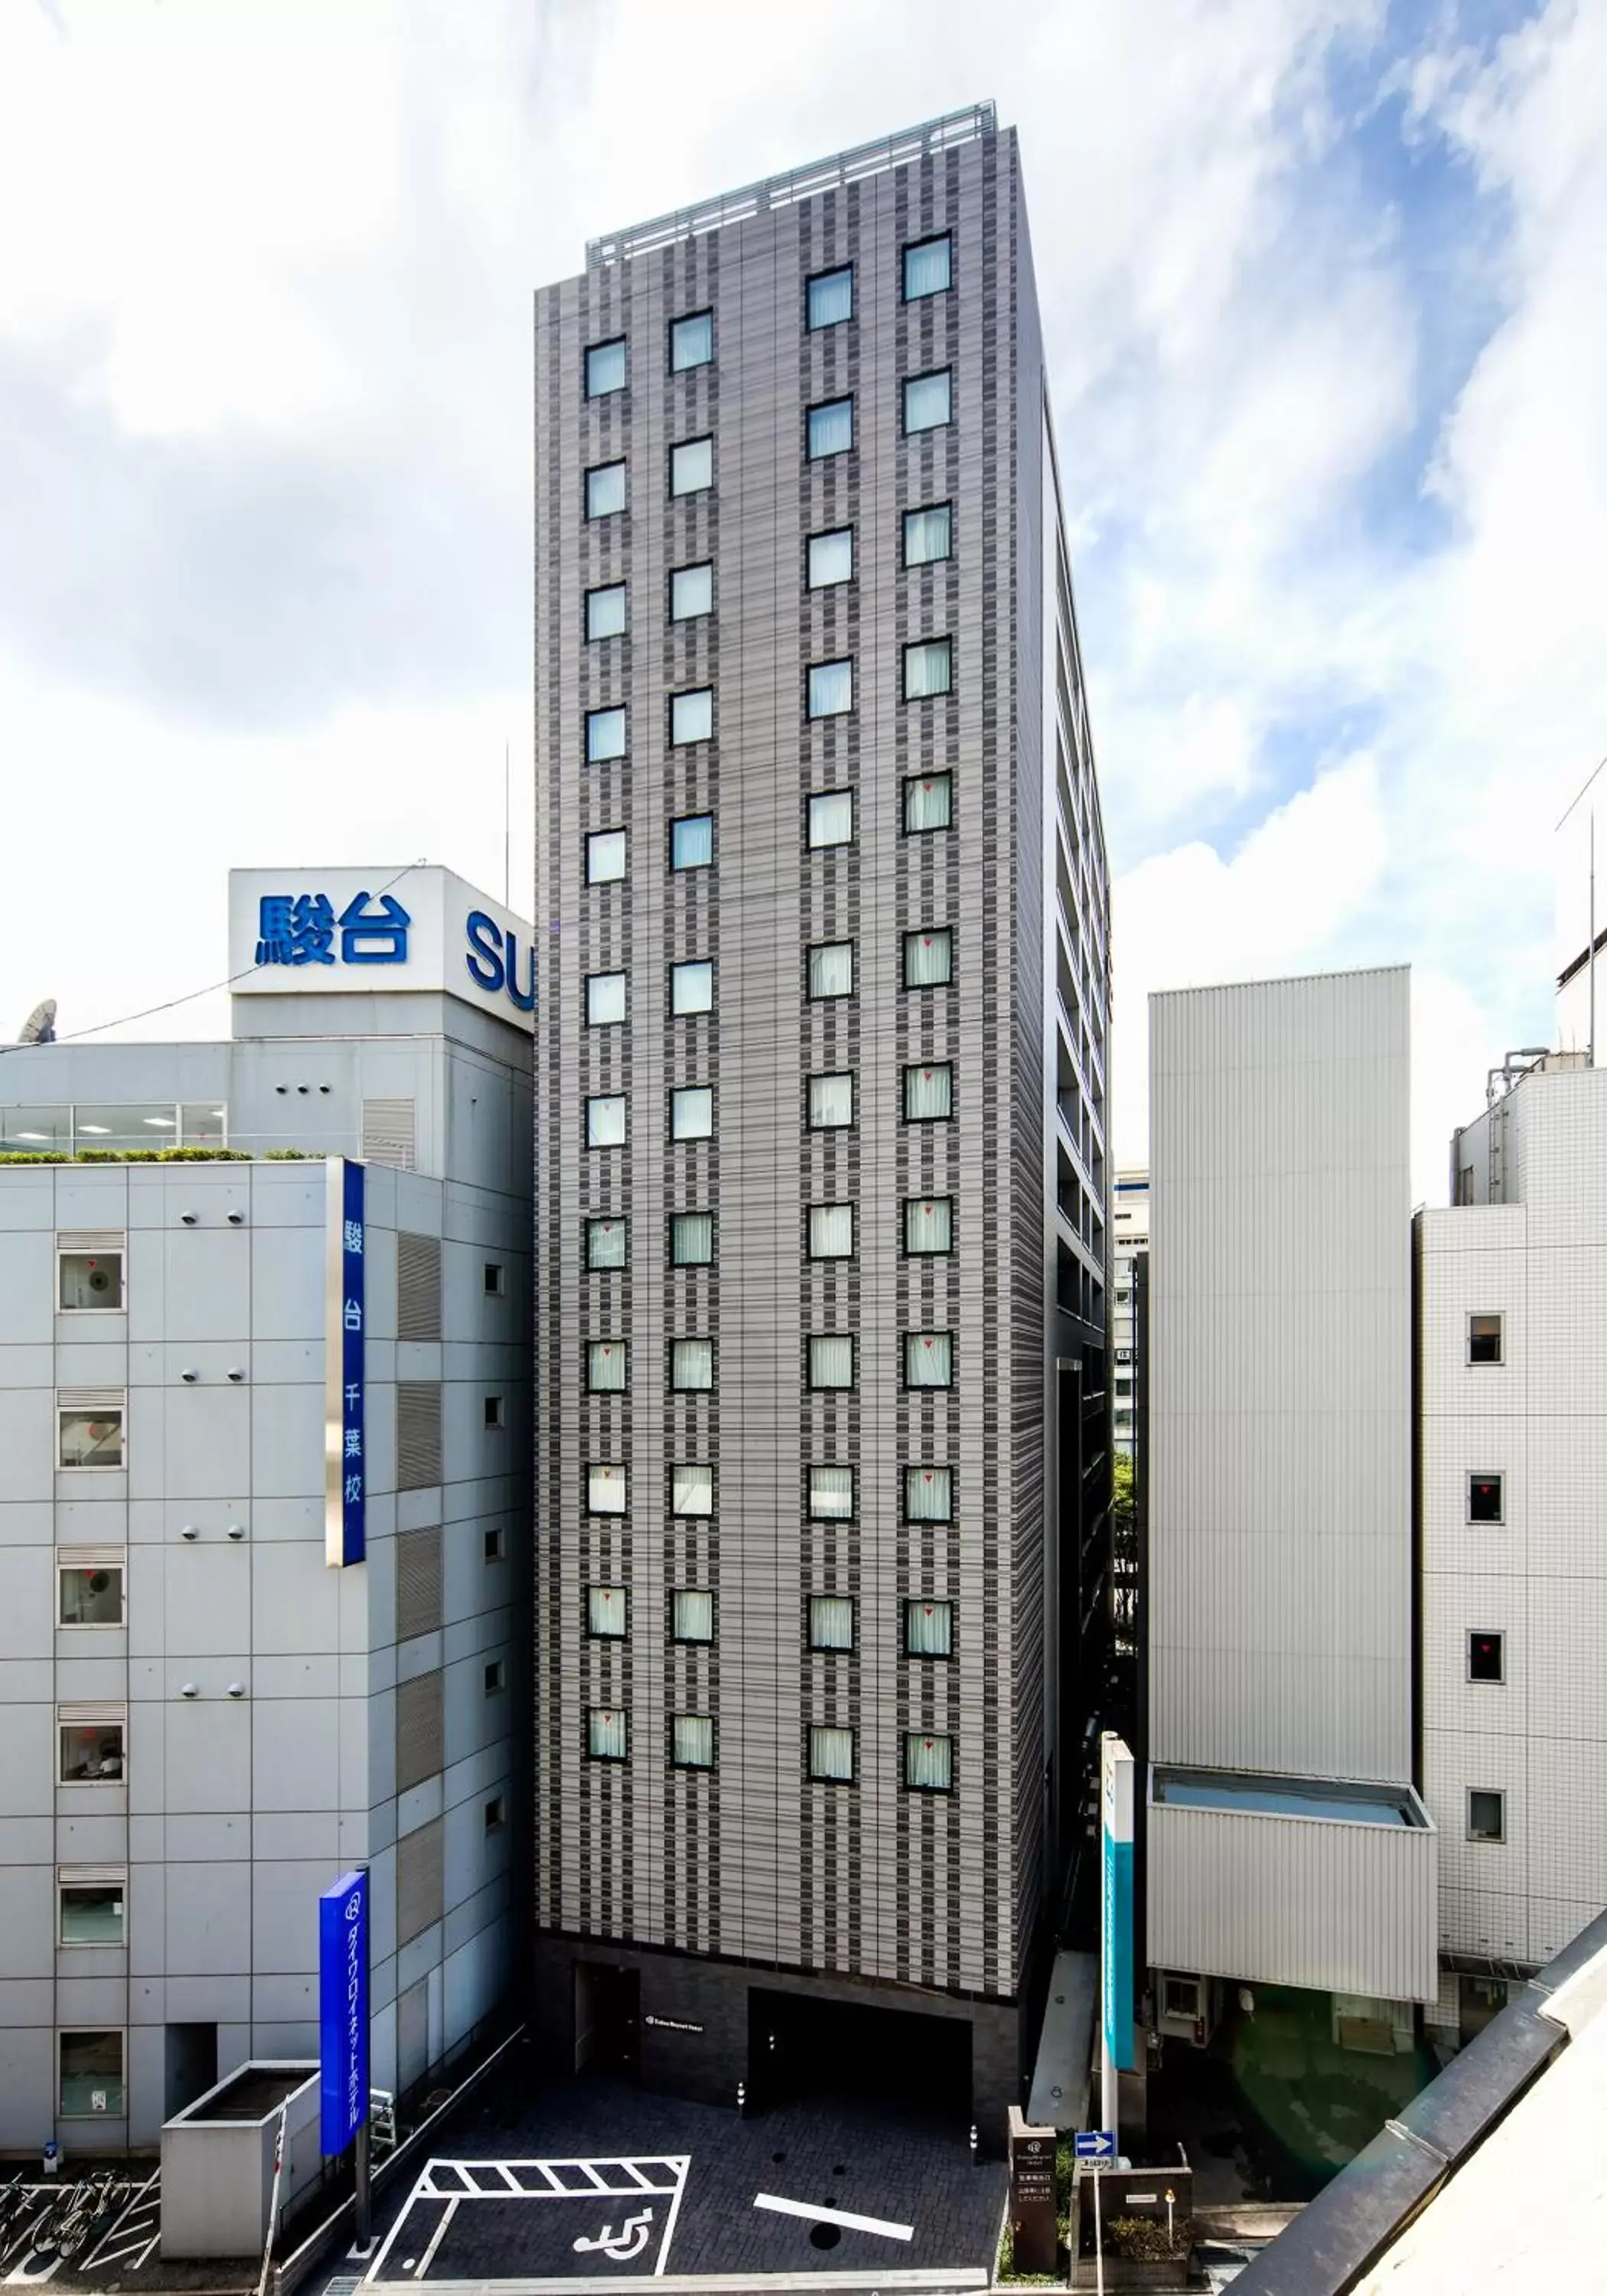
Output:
[327, 1159, 366, 1567]
[318, 1869, 370, 2157]
[1101, 1734, 1136, 2073]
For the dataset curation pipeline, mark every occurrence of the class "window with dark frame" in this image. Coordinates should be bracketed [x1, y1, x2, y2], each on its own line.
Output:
[586, 1339, 627, 1394]
[670, 687, 713, 745]
[1468, 1787, 1505, 1842]
[808, 1464, 854, 1521]
[585, 460, 626, 519]
[670, 435, 713, 497]
[904, 1330, 953, 1388]
[585, 1094, 626, 1150]
[585, 971, 626, 1028]
[807, 1334, 855, 1391]
[902, 233, 952, 300]
[670, 1714, 715, 1770]
[669, 1337, 715, 1392]
[1468, 1630, 1504, 1683]
[1468, 1313, 1504, 1365]
[904, 636, 953, 700]
[905, 1197, 954, 1255]
[585, 705, 627, 763]
[586, 827, 627, 884]
[903, 927, 953, 987]
[670, 813, 715, 871]
[904, 772, 953, 833]
[904, 1732, 953, 1792]
[905, 1597, 953, 1657]
[585, 1216, 628, 1270]
[483, 1528, 505, 1561]
[903, 1062, 953, 1121]
[807, 1593, 855, 1652]
[807, 791, 854, 850]
[808, 1724, 856, 1782]
[670, 310, 713, 372]
[807, 528, 854, 589]
[483, 1262, 505, 1296]
[585, 338, 626, 398]
[807, 1072, 854, 1130]
[806, 266, 853, 329]
[903, 502, 953, 566]
[670, 561, 713, 621]
[1468, 1473, 1504, 1525]
[670, 959, 714, 1016]
[902, 368, 952, 434]
[586, 1708, 629, 1762]
[587, 1585, 628, 1639]
[483, 1395, 505, 1430]
[671, 1588, 715, 1643]
[669, 1210, 715, 1267]
[807, 659, 854, 719]
[807, 1202, 854, 1260]
[807, 942, 854, 1000]
[585, 582, 627, 641]
[807, 396, 854, 459]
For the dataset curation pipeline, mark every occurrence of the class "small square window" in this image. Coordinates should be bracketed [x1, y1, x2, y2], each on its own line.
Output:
[670, 310, 713, 372]
[807, 791, 854, 850]
[58, 1563, 124, 1627]
[587, 1707, 629, 1762]
[807, 397, 853, 459]
[807, 528, 854, 589]
[808, 1724, 856, 1782]
[904, 637, 953, 700]
[585, 460, 627, 520]
[808, 942, 854, 1000]
[1468, 1787, 1505, 1843]
[670, 960, 714, 1016]
[59, 2030, 125, 2118]
[904, 1062, 953, 1121]
[904, 369, 953, 434]
[903, 928, 953, 987]
[808, 1203, 854, 1261]
[586, 706, 627, 763]
[807, 659, 853, 719]
[586, 1094, 627, 1150]
[1468, 1473, 1504, 1525]
[484, 1394, 505, 1430]
[670, 561, 713, 621]
[586, 827, 627, 885]
[59, 1881, 125, 1946]
[905, 1197, 953, 1255]
[807, 266, 853, 329]
[670, 687, 713, 745]
[808, 1594, 855, 1652]
[672, 1462, 714, 1518]
[671, 1588, 715, 1644]
[905, 1598, 953, 1657]
[904, 772, 953, 832]
[903, 233, 952, 300]
[484, 1528, 506, 1561]
[484, 1795, 506, 1835]
[587, 1463, 627, 1515]
[483, 1261, 505, 1296]
[807, 1335, 855, 1391]
[905, 1331, 953, 1388]
[808, 1073, 854, 1130]
[671, 1714, 715, 1769]
[483, 1658, 506, 1696]
[670, 1211, 715, 1267]
[670, 1338, 715, 1391]
[670, 813, 715, 871]
[59, 1250, 123, 1312]
[905, 1465, 953, 1522]
[585, 971, 627, 1027]
[671, 435, 713, 496]
[905, 503, 953, 566]
[585, 338, 627, 397]
[670, 1085, 714, 1141]
[808, 1465, 854, 1521]
[585, 1216, 628, 1270]
[587, 1585, 628, 1639]
[585, 583, 627, 641]
[60, 1720, 124, 1784]
[905, 1731, 953, 1792]
[587, 1339, 627, 1394]
[1468, 1630, 1504, 1684]
[1468, 1314, 1504, 1366]
[59, 1407, 123, 1470]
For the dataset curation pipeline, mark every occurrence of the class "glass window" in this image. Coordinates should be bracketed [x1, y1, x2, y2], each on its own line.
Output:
[670, 1211, 715, 1266]
[903, 369, 953, 434]
[1468, 1630, 1504, 1684]
[586, 827, 627, 885]
[60, 1720, 124, 1782]
[808, 943, 854, 1000]
[673, 1462, 714, 1517]
[59, 1563, 124, 1626]
[59, 2030, 125, 2118]
[586, 1094, 626, 1150]
[1468, 1313, 1504, 1365]
[903, 234, 952, 300]
[670, 687, 713, 745]
[0, 1105, 70, 1150]
[587, 1708, 628, 1761]
[180, 1104, 228, 1146]
[905, 1197, 953, 1255]
[585, 1216, 628, 1270]
[807, 397, 854, 458]
[905, 1466, 953, 1523]
[904, 638, 953, 700]
[671, 435, 713, 496]
[905, 504, 953, 565]
[807, 791, 853, 850]
[808, 1203, 854, 1260]
[904, 928, 953, 987]
[586, 460, 626, 519]
[59, 1250, 123, 1312]
[1468, 1788, 1504, 1843]
[586, 706, 627, 763]
[585, 338, 627, 397]
[905, 1331, 953, 1388]
[905, 1598, 953, 1657]
[808, 1335, 854, 1390]
[483, 1262, 505, 1296]
[670, 1338, 715, 1391]
[809, 1724, 855, 1782]
[484, 1528, 506, 1561]
[808, 1465, 854, 1521]
[808, 1073, 854, 1130]
[587, 1463, 626, 1515]
[808, 529, 854, 588]
[73, 1106, 178, 1152]
[59, 1882, 125, 1946]
[904, 772, 953, 832]
[670, 813, 715, 871]
[808, 1595, 855, 1652]
[670, 1086, 713, 1141]
[1468, 1473, 1504, 1525]
[670, 310, 713, 372]
[672, 1714, 715, 1769]
[670, 960, 714, 1016]
[587, 1586, 628, 1639]
[585, 972, 627, 1027]
[587, 1340, 627, 1393]
[670, 561, 713, 621]
[672, 1588, 715, 1644]
[905, 1732, 953, 1792]
[905, 1063, 953, 1121]
[807, 266, 853, 328]
[807, 659, 853, 719]
[483, 1658, 506, 1696]
[484, 1795, 506, 1833]
[59, 1407, 123, 1470]
[586, 583, 627, 641]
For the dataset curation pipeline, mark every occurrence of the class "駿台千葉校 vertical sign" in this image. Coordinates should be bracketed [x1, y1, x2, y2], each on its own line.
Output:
[326, 1159, 366, 1567]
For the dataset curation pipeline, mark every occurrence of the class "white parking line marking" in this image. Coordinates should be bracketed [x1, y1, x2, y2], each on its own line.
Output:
[412, 2197, 458, 2280]
[752, 2191, 914, 2241]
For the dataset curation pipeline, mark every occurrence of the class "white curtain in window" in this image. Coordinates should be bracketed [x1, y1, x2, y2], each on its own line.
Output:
[905, 507, 952, 565]
[673, 1463, 713, 1517]
[671, 961, 714, 1014]
[671, 1212, 714, 1264]
[905, 1064, 952, 1121]
[588, 1708, 627, 1760]
[672, 815, 714, 869]
[810, 1724, 855, 1781]
[906, 1599, 953, 1656]
[673, 1714, 715, 1768]
[672, 1589, 714, 1642]
[671, 1087, 713, 1140]
[671, 1338, 715, 1391]
[671, 688, 713, 745]
[904, 930, 952, 986]
[904, 371, 952, 432]
[671, 563, 713, 619]
[906, 1465, 952, 1521]
[588, 1586, 627, 1636]
[808, 1203, 853, 1258]
[809, 1336, 854, 1389]
[808, 397, 853, 455]
[808, 791, 854, 847]
[809, 270, 853, 328]
[905, 236, 952, 298]
[588, 1463, 626, 1515]
[587, 706, 627, 761]
[809, 1073, 853, 1127]
[809, 530, 854, 587]
[587, 584, 627, 640]
[810, 1594, 855, 1651]
[810, 1466, 853, 1519]
[587, 829, 627, 882]
[671, 437, 712, 494]
[904, 774, 952, 831]
[586, 340, 626, 396]
[587, 973, 626, 1026]
[905, 639, 953, 699]
[810, 943, 854, 997]
[588, 1218, 627, 1267]
[671, 312, 712, 370]
[906, 1331, 953, 1387]
[905, 1197, 953, 1253]
[808, 660, 854, 719]
[587, 461, 626, 517]
[588, 1340, 627, 1392]
[587, 1095, 626, 1148]
[905, 1732, 953, 1790]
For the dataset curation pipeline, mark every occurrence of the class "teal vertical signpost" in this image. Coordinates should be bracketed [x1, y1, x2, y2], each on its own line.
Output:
[1100, 1732, 1136, 2142]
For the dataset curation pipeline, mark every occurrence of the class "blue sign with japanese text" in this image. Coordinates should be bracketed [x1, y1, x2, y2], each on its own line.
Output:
[256, 891, 411, 967]
[318, 1869, 370, 2157]
[339, 1161, 366, 1565]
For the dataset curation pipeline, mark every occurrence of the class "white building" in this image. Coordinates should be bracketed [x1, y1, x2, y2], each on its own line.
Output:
[1112, 1169, 1148, 1456]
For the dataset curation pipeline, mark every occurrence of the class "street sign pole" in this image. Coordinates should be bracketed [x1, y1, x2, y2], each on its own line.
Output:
[1093, 2164, 1103, 2296]
[354, 2115, 371, 2249]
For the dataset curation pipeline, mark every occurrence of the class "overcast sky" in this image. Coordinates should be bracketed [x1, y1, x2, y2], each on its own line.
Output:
[1, 0, 1602, 1201]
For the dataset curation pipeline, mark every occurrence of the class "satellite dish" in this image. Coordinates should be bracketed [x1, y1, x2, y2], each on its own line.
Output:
[18, 999, 57, 1045]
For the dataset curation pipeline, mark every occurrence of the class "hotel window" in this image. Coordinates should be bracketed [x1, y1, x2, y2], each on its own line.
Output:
[807, 659, 853, 720]
[669, 1211, 715, 1267]
[670, 813, 715, 871]
[903, 928, 953, 987]
[670, 1338, 715, 1392]
[671, 1714, 715, 1770]
[1468, 1630, 1505, 1684]
[59, 1880, 125, 1947]
[903, 368, 952, 434]
[587, 1585, 628, 1639]
[808, 942, 854, 1000]
[586, 827, 627, 884]
[904, 771, 953, 833]
[905, 1331, 953, 1388]
[807, 1073, 854, 1130]
[670, 960, 714, 1016]
[585, 338, 626, 397]
[904, 503, 953, 566]
[1468, 1313, 1504, 1366]
[59, 1405, 124, 1471]
[807, 791, 853, 850]
[586, 1708, 628, 1762]
[585, 582, 627, 641]
[1468, 1788, 1505, 1844]
[585, 460, 626, 519]
[670, 1086, 713, 1142]
[59, 2030, 125, 2118]
[905, 1466, 953, 1523]
[808, 1594, 855, 1652]
[670, 309, 713, 372]
[586, 1463, 626, 1515]
[904, 1062, 953, 1121]
[905, 1732, 953, 1792]
[903, 233, 952, 301]
[904, 637, 953, 700]
[808, 1725, 855, 1783]
[905, 1598, 953, 1657]
[807, 1336, 855, 1391]
[58, 1248, 123, 1312]
[586, 1094, 626, 1150]
[587, 1340, 627, 1394]
[585, 971, 626, 1028]
[585, 1216, 628, 1270]
[671, 1588, 715, 1644]
[1468, 1473, 1504, 1525]
[60, 1716, 124, 1783]
[670, 560, 713, 621]
[585, 706, 627, 763]
[807, 265, 853, 329]
[670, 687, 713, 745]
[807, 396, 853, 459]
[58, 1561, 124, 1627]
[807, 528, 853, 588]
[905, 1197, 953, 1256]
[807, 1203, 854, 1261]
[672, 1462, 714, 1518]
[670, 435, 712, 496]
[808, 1465, 854, 1521]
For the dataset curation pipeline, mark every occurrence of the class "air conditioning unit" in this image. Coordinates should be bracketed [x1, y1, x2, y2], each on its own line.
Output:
[1156, 1971, 1221, 2047]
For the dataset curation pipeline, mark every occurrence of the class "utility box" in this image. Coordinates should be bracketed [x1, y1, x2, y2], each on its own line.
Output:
[161, 2063, 321, 2260]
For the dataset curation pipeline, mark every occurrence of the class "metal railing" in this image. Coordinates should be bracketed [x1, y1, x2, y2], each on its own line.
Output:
[586, 102, 997, 269]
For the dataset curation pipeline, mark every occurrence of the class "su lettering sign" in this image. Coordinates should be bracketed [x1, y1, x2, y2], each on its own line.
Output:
[464, 911, 536, 1012]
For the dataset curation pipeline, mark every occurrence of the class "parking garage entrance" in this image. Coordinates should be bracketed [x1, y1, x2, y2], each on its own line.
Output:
[748, 1988, 972, 2121]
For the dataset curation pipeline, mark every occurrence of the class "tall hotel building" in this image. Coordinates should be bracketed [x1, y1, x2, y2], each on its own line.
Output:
[531, 107, 1110, 2128]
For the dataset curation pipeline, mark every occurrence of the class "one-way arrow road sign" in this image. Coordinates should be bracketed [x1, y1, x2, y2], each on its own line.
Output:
[1074, 2128, 1116, 2165]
